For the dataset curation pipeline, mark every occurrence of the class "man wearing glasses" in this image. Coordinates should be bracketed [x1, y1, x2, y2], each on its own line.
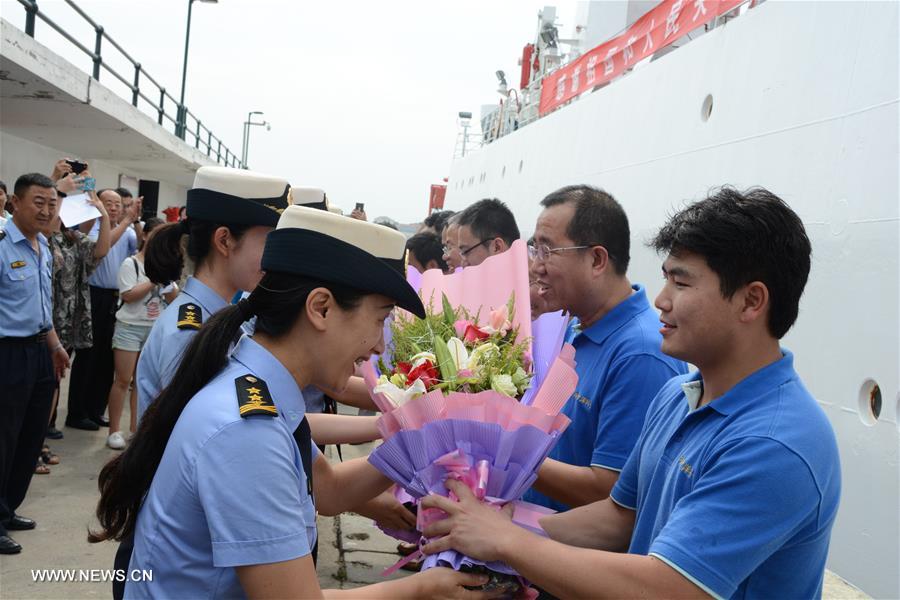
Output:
[454, 198, 520, 267]
[523, 185, 686, 512]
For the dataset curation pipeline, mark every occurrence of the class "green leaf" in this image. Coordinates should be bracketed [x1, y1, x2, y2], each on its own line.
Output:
[432, 334, 458, 381]
[441, 293, 456, 328]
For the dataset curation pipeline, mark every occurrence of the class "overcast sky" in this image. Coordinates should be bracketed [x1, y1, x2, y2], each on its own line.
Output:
[1, 0, 574, 222]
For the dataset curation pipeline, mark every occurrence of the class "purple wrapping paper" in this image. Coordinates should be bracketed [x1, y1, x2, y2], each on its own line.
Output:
[369, 419, 562, 578]
[520, 310, 570, 406]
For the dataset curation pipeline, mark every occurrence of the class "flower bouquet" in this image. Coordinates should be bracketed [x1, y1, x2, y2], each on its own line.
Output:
[363, 241, 577, 595]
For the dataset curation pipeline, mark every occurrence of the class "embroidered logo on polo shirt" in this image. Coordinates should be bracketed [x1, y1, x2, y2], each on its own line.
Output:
[176, 304, 203, 330]
[678, 455, 694, 478]
[235, 374, 278, 417]
[10, 260, 26, 269]
[573, 391, 592, 409]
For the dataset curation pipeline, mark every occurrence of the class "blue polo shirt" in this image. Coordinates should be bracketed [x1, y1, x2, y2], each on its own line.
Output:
[136, 277, 229, 420]
[524, 285, 687, 511]
[0, 219, 53, 337]
[610, 350, 841, 600]
[125, 335, 318, 599]
[87, 220, 136, 289]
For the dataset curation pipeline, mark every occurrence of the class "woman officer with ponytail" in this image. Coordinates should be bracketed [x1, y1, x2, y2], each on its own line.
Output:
[91, 206, 494, 599]
[136, 166, 290, 422]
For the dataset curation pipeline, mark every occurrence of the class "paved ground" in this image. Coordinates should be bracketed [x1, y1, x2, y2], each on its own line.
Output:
[0, 383, 869, 599]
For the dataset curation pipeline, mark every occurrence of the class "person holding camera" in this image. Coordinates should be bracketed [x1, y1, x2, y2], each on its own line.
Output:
[66, 185, 141, 431]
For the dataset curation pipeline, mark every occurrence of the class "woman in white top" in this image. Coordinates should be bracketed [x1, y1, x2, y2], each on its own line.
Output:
[106, 220, 176, 449]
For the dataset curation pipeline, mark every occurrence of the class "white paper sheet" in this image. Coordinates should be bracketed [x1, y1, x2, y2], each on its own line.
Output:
[59, 192, 101, 227]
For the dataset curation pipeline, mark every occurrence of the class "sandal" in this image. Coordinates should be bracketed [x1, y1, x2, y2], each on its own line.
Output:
[40, 446, 60, 465]
[34, 461, 50, 475]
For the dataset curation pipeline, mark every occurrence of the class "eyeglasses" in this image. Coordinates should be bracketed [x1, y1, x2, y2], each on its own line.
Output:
[459, 239, 492, 257]
[527, 243, 591, 262]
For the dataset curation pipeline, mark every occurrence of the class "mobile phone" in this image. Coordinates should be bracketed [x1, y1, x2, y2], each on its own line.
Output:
[355, 202, 365, 212]
[66, 160, 87, 175]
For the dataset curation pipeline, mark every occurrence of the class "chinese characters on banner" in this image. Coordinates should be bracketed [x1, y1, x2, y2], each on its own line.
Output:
[539, 0, 745, 115]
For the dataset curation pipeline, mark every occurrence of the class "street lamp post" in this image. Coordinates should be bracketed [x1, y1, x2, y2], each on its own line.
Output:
[241, 111, 271, 169]
[176, 0, 217, 139]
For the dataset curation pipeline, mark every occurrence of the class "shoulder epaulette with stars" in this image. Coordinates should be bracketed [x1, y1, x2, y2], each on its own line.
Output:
[235, 374, 278, 418]
[177, 303, 203, 330]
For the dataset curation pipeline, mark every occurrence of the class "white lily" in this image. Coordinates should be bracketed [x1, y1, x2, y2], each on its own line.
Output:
[446, 337, 469, 371]
[374, 376, 427, 408]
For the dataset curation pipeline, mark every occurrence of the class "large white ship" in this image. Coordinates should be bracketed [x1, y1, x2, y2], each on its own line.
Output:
[445, 1, 898, 597]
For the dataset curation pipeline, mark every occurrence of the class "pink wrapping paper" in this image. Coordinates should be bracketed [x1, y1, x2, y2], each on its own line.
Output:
[416, 239, 532, 349]
[373, 386, 573, 441]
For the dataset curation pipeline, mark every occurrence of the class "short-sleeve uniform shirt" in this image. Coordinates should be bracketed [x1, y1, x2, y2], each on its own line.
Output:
[610, 351, 841, 599]
[136, 277, 228, 419]
[524, 285, 687, 511]
[125, 335, 318, 599]
[0, 220, 53, 337]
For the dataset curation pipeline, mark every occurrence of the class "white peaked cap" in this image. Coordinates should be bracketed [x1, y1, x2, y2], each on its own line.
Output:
[261, 205, 425, 317]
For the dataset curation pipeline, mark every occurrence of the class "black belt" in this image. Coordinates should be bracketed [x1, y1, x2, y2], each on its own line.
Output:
[0, 330, 49, 344]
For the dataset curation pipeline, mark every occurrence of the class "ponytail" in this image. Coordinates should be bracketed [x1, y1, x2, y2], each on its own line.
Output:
[89, 271, 367, 543]
[89, 301, 248, 543]
[144, 219, 253, 286]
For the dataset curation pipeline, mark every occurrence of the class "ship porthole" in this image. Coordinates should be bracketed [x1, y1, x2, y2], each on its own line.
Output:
[857, 378, 882, 426]
[701, 94, 714, 122]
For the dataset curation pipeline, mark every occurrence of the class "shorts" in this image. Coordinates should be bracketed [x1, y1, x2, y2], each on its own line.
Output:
[112, 321, 152, 352]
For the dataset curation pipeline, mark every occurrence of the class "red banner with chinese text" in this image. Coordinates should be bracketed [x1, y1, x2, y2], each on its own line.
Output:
[539, 0, 744, 115]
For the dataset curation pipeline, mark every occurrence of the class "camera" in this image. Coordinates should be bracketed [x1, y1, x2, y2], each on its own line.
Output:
[66, 159, 88, 175]
[355, 202, 365, 212]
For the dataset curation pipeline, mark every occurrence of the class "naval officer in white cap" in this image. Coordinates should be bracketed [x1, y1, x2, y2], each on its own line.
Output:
[136, 166, 291, 421]
[91, 205, 493, 599]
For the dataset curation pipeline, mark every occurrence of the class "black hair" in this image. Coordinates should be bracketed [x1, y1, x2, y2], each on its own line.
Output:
[456, 198, 520, 247]
[424, 210, 455, 233]
[0, 180, 7, 193]
[143, 217, 164, 236]
[115, 187, 133, 199]
[144, 219, 254, 285]
[406, 232, 448, 271]
[89, 271, 368, 543]
[540, 185, 630, 275]
[13, 173, 55, 198]
[650, 186, 811, 339]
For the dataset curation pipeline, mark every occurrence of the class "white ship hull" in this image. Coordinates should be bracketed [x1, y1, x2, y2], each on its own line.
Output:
[446, 1, 899, 597]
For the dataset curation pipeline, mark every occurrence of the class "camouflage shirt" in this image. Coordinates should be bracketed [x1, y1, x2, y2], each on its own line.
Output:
[49, 230, 100, 349]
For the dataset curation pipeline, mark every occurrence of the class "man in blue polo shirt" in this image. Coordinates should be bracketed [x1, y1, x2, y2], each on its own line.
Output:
[66, 189, 139, 430]
[421, 186, 841, 600]
[524, 185, 686, 511]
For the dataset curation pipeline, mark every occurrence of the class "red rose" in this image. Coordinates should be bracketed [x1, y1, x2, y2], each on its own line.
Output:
[406, 359, 439, 389]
